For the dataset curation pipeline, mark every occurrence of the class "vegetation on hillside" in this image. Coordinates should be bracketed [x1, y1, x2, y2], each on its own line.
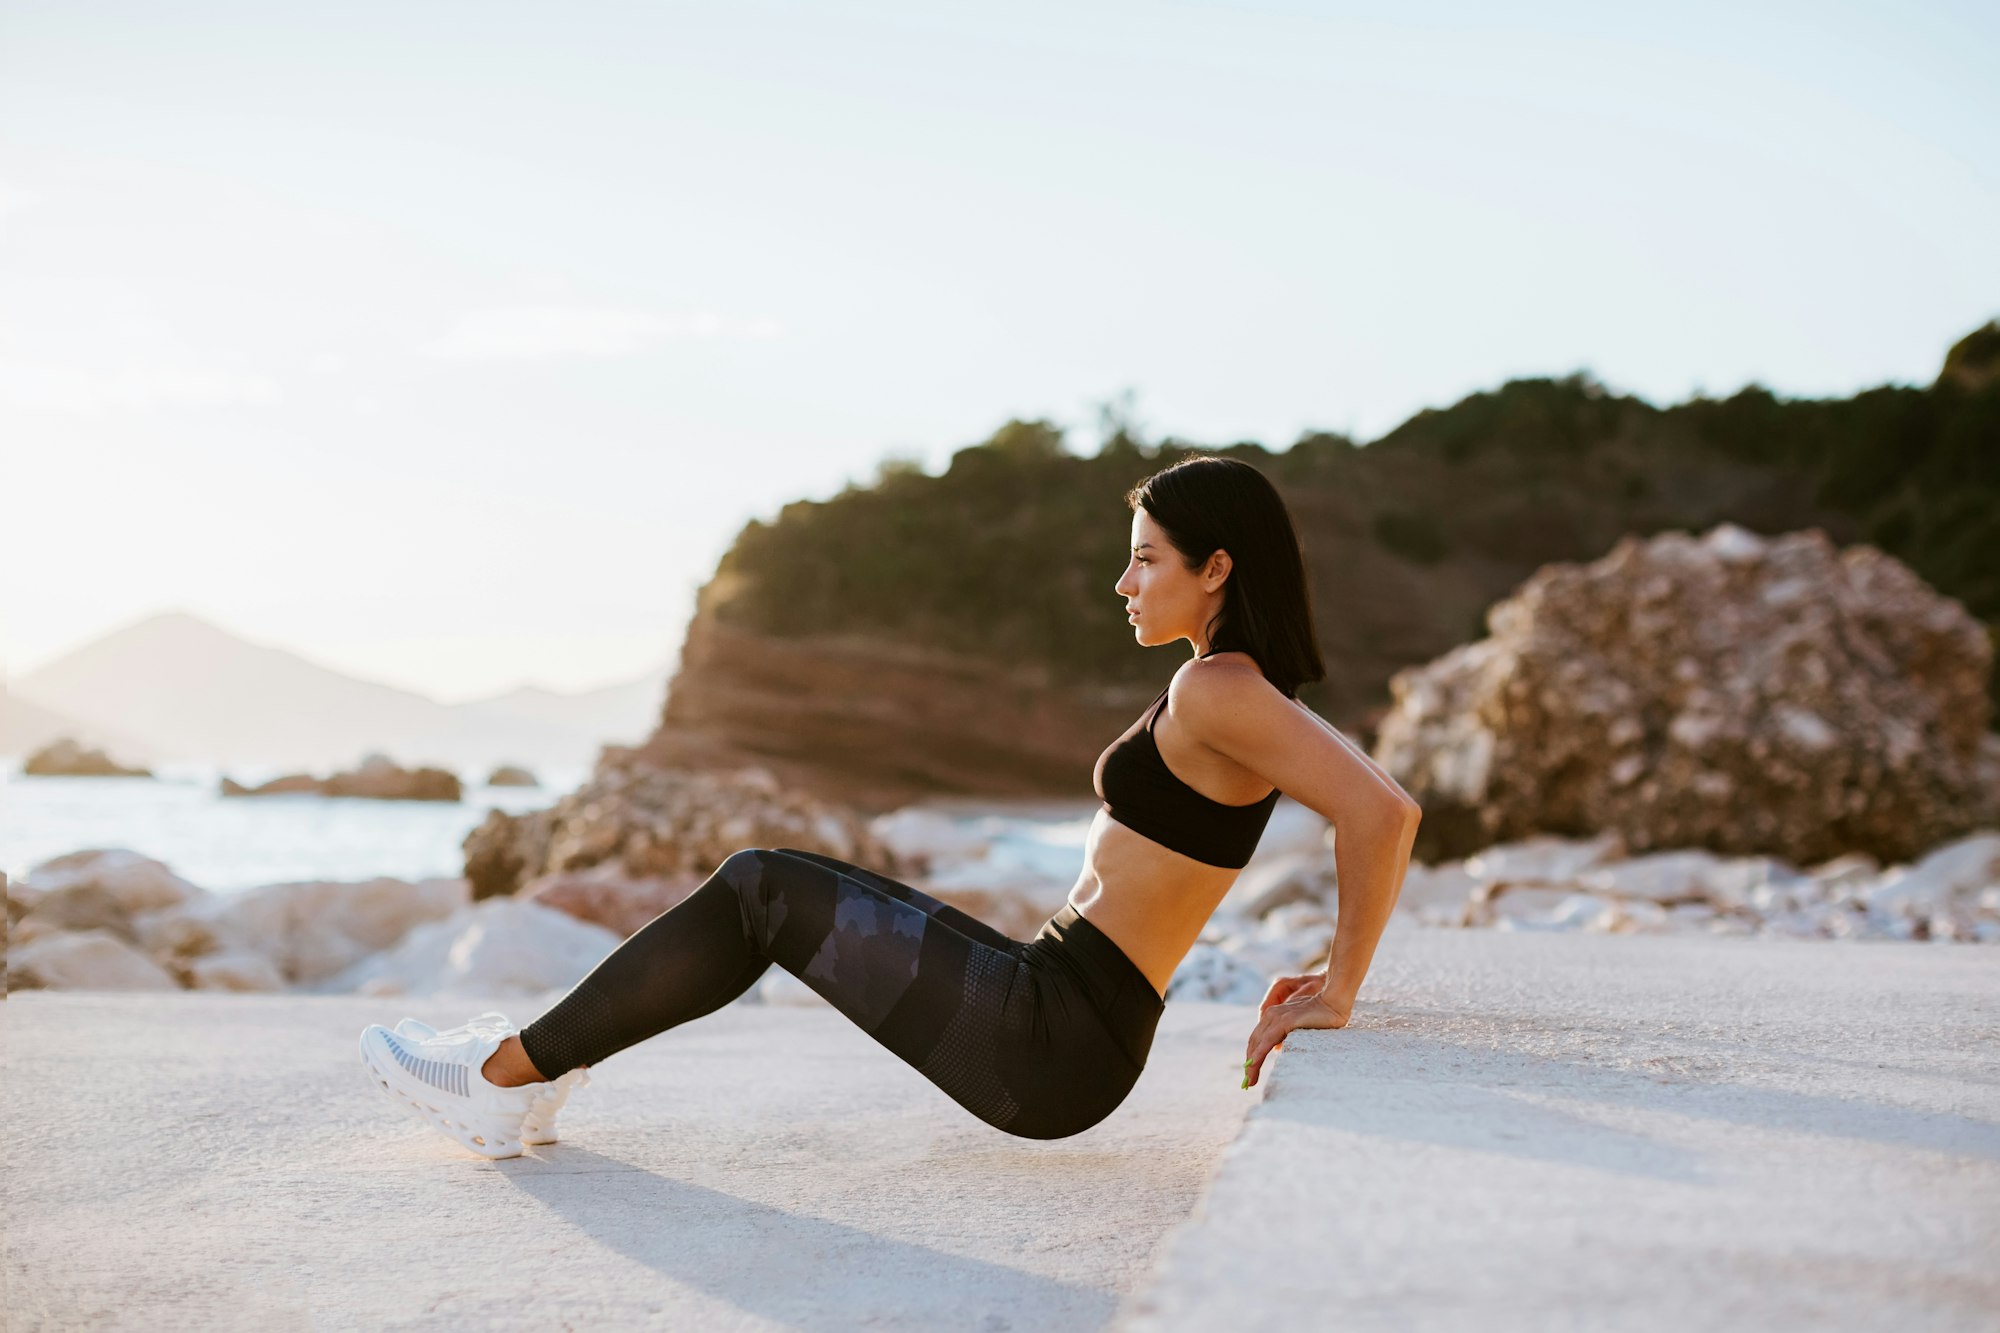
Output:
[706, 323, 2000, 723]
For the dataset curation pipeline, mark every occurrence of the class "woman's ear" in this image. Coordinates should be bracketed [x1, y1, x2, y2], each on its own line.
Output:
[1204, 550, 1233, 592]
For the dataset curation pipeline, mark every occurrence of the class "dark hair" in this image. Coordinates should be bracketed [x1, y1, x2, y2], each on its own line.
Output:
[1126, 455, 1326, 699]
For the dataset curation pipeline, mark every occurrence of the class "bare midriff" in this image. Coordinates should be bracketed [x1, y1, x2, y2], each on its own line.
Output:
[1066, 812, 1241, 999]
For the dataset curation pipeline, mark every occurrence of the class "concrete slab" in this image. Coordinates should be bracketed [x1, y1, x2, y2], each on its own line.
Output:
[2, 994, 1263, 1332]
[1118, 926, 2000, 1332]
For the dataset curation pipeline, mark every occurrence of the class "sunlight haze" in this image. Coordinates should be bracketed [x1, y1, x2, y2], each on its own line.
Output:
[4, 0, 1993, 702]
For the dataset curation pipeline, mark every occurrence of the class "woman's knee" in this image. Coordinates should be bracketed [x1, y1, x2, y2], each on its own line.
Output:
[717, 848, 786, 941]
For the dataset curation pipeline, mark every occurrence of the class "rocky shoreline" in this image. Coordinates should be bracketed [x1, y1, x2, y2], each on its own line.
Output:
[9, 809, 1995, 1005]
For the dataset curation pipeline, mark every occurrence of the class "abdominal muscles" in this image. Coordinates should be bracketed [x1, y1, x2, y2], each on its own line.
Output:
[1065, 812, 1241, 997]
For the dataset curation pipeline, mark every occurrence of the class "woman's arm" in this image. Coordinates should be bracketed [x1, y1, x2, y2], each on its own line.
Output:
[1172, 662, 1422, 1086]
[1320, 798, 1421, 1010]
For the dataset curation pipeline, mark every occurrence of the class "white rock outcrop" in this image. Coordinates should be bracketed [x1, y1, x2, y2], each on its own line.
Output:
[1166, 943, 1273, 1005]
[8, 929, 180, 991]
[190, 876, 468, 985]
[317, 898, 623, 997]
[15, 848, 205, 918]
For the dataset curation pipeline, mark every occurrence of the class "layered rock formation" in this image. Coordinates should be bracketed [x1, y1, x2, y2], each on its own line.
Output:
[1375, 524, 2000, 864]
[630, 615, 1140, 811]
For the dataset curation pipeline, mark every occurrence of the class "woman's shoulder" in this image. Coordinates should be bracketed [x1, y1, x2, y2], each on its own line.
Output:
[1168, 650, 1276, 716]
[1178, 648, 1266, 685]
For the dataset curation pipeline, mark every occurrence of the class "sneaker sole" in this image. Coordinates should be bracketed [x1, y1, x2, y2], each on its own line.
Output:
[358, 1026, 528, 1160]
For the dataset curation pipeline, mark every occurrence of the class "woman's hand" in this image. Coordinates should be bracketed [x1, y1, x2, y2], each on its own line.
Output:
[1243, 973, 1351, 1088]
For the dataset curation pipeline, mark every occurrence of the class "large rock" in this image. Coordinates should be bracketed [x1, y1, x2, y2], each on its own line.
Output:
[461, 755, 901, 901]
[194, 876, 469, 984]
[1375, 524, 1998, 865]
[12, 850, 209, 956]
[8, 929, 180, 991]
[318, 898, 623, 997]
[519, 868, 702, 939]
[18, 848, 205, 917]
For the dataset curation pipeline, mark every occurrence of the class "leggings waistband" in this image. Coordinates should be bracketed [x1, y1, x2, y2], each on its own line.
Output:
[1027, 901, 1165, 1068]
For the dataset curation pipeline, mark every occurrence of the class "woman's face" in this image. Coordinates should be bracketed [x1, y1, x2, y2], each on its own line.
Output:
[1114, 507, 1229, 651]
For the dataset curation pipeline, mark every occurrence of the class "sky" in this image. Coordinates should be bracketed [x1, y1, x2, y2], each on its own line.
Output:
[4, 0, 1995, 703]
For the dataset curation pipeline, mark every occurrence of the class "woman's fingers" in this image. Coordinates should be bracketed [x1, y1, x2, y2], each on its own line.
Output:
[1242, 993, 1350, 1088]
[1258, 978, 1303, 1012]
[1258, 973, 1325, 1014]
[1243, 1006, 1294, 1086]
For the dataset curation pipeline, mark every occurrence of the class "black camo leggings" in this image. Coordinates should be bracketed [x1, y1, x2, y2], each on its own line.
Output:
[517, 848, 1166, 1140]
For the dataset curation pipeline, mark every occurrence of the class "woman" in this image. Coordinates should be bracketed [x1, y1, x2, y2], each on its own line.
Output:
[360, 455, 1423, 1158]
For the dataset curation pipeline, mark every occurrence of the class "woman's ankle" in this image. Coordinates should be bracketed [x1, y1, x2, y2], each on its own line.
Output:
[480, 1034, 550, 1088]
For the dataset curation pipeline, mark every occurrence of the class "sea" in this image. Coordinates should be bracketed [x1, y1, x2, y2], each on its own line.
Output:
[0, 760, 1095, 896]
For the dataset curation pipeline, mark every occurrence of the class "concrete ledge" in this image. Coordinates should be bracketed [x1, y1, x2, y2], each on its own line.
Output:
[2, 994, 1261, 1331]
[1117, 928, 2000, 1332]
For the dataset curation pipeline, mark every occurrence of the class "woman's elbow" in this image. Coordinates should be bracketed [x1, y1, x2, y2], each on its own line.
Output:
[1338, 793, 1420, 839]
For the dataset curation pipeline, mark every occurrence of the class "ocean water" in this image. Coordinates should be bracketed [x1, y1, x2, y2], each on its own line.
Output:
[1, 760, 592, 894]
[1, 761, 1095, 897]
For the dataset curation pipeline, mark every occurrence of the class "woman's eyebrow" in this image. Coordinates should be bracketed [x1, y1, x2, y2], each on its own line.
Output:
[1131, 542, 1153, 551]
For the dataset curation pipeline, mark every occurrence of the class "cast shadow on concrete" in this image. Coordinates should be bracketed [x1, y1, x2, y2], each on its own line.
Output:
[502, 1146, 1116, 1328]
[1261, 1028, 2000, 1178]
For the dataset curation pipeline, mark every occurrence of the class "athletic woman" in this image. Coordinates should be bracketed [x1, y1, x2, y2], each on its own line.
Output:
[359, 455, 1423, 1158]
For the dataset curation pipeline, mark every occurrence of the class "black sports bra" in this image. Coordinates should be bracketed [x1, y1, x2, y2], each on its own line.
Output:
[1091, 656, 1280, 869]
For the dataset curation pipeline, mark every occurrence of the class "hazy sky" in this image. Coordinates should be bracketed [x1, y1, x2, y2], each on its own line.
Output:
[5, 0, 1995, 702]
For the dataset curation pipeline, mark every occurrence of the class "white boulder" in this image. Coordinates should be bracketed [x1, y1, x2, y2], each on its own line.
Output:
[203, 876, 468, 984]
[1394, 861, 1481, 922]
[318, 898, 622, 997]
[1462, 832, 1624, 886]
[867, 807, 996, 870]
[9, 929, 180, 991]
[1166, 943, 1270, 1005]
[19, 848, 205, 916]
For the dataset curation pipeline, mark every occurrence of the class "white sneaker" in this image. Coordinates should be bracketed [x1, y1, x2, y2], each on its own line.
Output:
[358, 1021, 553, 1159]
[394, 1013, 588, 1146]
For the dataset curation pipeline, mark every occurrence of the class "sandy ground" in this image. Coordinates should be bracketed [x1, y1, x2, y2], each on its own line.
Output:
[0, 992, 1262, 1332]
[1125, 923, 2000, 1332]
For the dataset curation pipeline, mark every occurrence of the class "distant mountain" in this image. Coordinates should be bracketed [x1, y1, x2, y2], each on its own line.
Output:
[7, 611, 671, 775]
[0, 685, 161, 768]
[455, 676, 671, 738]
